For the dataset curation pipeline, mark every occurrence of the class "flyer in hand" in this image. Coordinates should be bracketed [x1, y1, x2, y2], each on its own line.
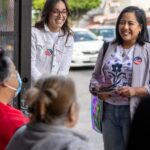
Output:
[97, 85, 117, 95]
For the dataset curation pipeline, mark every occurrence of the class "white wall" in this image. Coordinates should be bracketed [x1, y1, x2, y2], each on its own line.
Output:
[131, 0, 150, 11]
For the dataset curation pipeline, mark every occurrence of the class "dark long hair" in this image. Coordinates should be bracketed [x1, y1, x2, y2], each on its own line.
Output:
[0, 48, 10, 83]
[114, 6, 149, 45]
[35, 0, 72, 38]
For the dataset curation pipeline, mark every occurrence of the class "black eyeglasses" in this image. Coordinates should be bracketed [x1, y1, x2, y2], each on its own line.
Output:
[52, 9, 68, 16]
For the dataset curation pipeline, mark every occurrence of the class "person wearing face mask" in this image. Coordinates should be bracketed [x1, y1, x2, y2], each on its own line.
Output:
[0, 48, 29, 150]
[31, 0, 74, 84]
[5, 73, 22, 97]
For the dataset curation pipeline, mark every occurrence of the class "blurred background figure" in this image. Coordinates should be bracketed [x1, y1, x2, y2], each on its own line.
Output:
[7, 75, 91, 150]
[31, 0, 74, 83]
[126, 96, 150, 150]
[0, 48, 29, 150]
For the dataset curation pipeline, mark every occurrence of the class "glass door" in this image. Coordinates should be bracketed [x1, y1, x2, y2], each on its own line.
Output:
[0, 0, 31, 112]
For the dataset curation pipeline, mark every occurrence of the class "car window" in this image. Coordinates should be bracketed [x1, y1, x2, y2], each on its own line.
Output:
[89, 29, 99, 36]
[99, 29, 115, 38]
[74, 31, 97, 42]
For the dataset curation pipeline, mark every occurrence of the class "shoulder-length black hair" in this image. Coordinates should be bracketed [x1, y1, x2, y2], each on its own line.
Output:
[114, 6, 149, 45]
[35, 0, 72, 37]
[0, 48, 10, 83]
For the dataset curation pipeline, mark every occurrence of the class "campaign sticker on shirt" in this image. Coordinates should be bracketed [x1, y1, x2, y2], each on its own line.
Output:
[45, 48, 53, 56]
[133, 56, 142, 64]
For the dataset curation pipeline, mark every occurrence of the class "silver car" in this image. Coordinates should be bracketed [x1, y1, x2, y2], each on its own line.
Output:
[89, 25, 116, 42]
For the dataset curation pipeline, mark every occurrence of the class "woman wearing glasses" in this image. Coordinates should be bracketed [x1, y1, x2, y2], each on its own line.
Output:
[31, 0, 74, 83]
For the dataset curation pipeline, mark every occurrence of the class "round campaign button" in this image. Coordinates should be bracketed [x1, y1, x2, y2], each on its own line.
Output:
[133, 56, 142, 64]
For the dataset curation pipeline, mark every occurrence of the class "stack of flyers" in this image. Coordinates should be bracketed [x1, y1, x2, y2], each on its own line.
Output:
[97, 85, 117, 95]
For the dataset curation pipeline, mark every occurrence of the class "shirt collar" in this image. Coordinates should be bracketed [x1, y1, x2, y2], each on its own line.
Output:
[44, 24, 51, 32]
[44, 24, 64, 36]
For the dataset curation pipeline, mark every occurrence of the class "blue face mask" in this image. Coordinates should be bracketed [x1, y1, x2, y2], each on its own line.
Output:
[6, 73, 22, 97]
[15, 73, 22, 96]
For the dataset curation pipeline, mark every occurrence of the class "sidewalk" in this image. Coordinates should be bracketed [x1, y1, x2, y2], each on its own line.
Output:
[69, 70, 104, 150]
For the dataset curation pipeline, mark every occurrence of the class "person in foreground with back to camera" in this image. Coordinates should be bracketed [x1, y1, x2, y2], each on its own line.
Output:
[126, 96, 150, 150]
[89, 6, 150, 150]
[7, 75, 91, 150]
[31, 0, 74, 84]
[0, 48, 29, 150]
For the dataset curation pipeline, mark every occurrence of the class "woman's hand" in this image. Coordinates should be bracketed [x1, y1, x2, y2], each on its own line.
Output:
[117, 86, 136, 97]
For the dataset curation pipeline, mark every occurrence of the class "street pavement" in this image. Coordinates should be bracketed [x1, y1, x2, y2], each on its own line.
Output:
[69, 68, 104, 150]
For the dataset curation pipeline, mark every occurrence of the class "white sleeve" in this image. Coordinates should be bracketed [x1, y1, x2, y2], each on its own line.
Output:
[58, 35, 74, 75]
[31, 28, 42, 82]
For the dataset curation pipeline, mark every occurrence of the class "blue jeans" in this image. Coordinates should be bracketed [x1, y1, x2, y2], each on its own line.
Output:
[102, 102, 130, 150]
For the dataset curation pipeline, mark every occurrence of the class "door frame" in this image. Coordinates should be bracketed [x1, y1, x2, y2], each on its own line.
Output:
[14, 0, 31, 109]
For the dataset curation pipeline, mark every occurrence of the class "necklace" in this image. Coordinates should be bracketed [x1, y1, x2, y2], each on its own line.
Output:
[121, 45, 135, 57]
[122, 49, 130, 57]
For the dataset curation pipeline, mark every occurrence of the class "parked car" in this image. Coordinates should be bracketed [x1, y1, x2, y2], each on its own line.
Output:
[89, 25, 116, 42]
[71, 28, 104, 67]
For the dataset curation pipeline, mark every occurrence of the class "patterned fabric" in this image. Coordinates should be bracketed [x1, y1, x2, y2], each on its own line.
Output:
[91, 96, 103, 132]
[102, 45, 135, 105]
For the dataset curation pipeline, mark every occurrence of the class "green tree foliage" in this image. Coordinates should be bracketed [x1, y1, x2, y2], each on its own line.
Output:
[0, 0, 8, 21]
[32, 0, 46, 24]
[32, 0, 45, 10]
[68, 0, 101, 20]
[32, 0, 101, 21]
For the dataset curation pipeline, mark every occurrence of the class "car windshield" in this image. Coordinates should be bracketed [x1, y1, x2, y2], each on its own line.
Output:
[74, 31, 97, 42]
[99, 28, 115, 38]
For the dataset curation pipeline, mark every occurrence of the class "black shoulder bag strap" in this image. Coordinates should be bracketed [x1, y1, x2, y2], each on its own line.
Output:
[102, 41, 109, 58]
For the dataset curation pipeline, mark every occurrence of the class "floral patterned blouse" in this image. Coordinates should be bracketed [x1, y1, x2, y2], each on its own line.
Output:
[102, 44, 135, 105]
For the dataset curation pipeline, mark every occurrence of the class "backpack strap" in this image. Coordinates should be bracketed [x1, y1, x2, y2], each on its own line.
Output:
[102, 41, 109, 58]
